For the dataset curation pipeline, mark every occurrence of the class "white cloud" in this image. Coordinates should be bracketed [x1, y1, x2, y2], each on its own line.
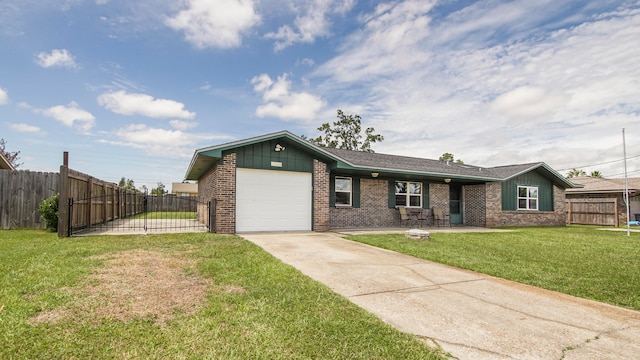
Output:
[165, 0, 260, 49]
[35, 49, 78, 69]
[265, 0, 356, 51]
[0, 87, 7, 104]
[110, 124, 228, 157]
[313, 1, 640, 175]
[252, 73, 325, 122]
[116, 124, 192, 146]
[170, 120, 198, 130]
[315, 0, 435, 82]
[9, 123, 43, 133]
[97, 90, 196, 119]
[489, 86, 568, 121]
[296, 57, 315, 66]
[41, 102, 95, 132]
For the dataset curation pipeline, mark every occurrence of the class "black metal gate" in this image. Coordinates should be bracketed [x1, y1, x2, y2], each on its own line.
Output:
[67, 193, 212, 236]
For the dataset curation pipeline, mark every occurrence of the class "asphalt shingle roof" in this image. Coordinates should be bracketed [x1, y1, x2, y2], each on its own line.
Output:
[322, 147, 544, 181]
[566, 176, 640, 193]
[186, 130, 577, 188]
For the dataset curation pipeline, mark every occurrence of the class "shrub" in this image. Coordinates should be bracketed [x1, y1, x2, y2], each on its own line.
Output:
[39, 193, 59, 231]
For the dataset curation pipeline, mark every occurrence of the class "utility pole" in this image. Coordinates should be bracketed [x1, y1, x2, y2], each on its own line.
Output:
[623, 128, 630, 236]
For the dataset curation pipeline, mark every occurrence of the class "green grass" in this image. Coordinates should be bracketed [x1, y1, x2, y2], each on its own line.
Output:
[127, 211, 196, 219]
[346, 226, 640, 311]
[0, 230, 443, 360]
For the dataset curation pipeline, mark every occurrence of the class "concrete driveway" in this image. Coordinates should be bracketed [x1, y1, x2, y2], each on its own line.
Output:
[240, 231, 640, 360]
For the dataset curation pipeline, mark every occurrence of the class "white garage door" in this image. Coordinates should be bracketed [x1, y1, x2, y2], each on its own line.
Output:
[236, 168, 312, 232]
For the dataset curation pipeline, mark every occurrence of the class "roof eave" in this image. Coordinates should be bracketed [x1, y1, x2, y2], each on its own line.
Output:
[502, 163, 581, 188]
[185, 130, 346, 180]
[332, 162, 502, 182]
[0, 152, 15, 170]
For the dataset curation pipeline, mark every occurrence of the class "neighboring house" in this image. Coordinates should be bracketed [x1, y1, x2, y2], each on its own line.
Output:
[0, 151, 15, 170]
[185, 131, 578, 234]
[171, 182, 198, 196]
[566, 176, 640, 225]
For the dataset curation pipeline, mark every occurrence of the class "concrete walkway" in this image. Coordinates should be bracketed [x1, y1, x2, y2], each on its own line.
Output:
[240, 231, 640, 360]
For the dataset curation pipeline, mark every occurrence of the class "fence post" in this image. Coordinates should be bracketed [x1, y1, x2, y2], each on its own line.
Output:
[86, 176, 93, 228]
[143, 194, 148, 232]
[208, 200, 215, 233]
[58, 164, 69, 237]
[68, 198, 73, 237]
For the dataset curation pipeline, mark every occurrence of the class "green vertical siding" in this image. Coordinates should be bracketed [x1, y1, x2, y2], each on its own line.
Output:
[502, 171, 554, 211]
[422, 183, 430, 209]
[388, 180, 396, 209]
[232, 140, 314, 172]
[352, 177, 361, 208]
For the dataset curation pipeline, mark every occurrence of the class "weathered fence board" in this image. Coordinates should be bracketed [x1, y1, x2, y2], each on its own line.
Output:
[567, 198, 618, 226]
[59, 166, 142, 236]
[0, 170, 59, 229]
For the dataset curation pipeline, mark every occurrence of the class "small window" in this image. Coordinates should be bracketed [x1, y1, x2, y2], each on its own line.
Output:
[395, 181, 422, 207]
[335, 177, 352, 206]
[518, 186, 538, 210]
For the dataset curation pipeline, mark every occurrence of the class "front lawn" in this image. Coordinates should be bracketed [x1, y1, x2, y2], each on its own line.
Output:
[0, 230, 444, 359]
[346, 226, 640, 311]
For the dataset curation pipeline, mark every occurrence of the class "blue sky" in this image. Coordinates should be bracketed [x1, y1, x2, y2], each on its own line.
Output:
[1, 0, 639, 191]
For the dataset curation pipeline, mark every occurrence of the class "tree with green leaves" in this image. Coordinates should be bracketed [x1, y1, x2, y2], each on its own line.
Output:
[439, 152, 464, 164]
[0, 138, 22, 168]
[589, 170, 603, 178]
[567, 169, 586, 178]
[306, 109, 384, 153]
[118, 177, 136, 190]
[150, 182, 167, 195]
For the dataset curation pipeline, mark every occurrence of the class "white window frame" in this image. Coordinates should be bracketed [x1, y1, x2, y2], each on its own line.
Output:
[517, 185, 539, 210]
[395, 181, 422, 208]
[335, 176, 352, 207]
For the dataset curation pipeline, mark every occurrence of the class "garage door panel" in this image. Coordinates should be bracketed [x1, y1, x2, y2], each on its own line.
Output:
[236, 169, 312, 232]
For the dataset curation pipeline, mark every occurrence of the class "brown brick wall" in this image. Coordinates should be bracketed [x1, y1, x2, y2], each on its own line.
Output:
[197, 153, 237, 234]
[215, 153, 237, 234]
[463, 184, 486, 226]
[486, 182, 567, 227]
[198, 161, 568, 232]
[313, 160, 331, 231]
[429, 183, 450, 215]
[197, 164, 217, 225]
[330, 178, 400, 228]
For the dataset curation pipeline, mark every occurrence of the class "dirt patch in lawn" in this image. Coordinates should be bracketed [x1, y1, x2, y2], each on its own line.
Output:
[31, 249, 220, 327]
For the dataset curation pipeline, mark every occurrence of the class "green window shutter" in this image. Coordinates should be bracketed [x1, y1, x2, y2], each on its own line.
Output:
[388, 180, 396, 208]
[329, 175, 336, 207]
[352, 177, 361, 208]
[422, 182, 429, 209]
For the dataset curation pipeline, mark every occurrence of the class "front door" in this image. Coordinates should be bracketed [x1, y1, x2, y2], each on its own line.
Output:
[449, 184, 462, 225]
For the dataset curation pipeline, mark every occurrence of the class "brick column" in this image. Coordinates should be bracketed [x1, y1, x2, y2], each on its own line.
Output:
[463, 184, 486, 226]
[429, 183, 450, 214]
[313, 159, 330, 231]
[216, 153, 237, 234]
[485, 182, 502, 227]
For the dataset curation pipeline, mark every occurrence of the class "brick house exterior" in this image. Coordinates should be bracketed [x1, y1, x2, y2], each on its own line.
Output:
[186, 131, 577, 233]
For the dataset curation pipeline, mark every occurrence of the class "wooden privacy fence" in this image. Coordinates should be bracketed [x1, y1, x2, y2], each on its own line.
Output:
[0, 170, 59, 229]
[567, 198, 618, 226]
[146, 195, 198, 212]
[58, 166, 141, 236]
[58, 164, 210, 236]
